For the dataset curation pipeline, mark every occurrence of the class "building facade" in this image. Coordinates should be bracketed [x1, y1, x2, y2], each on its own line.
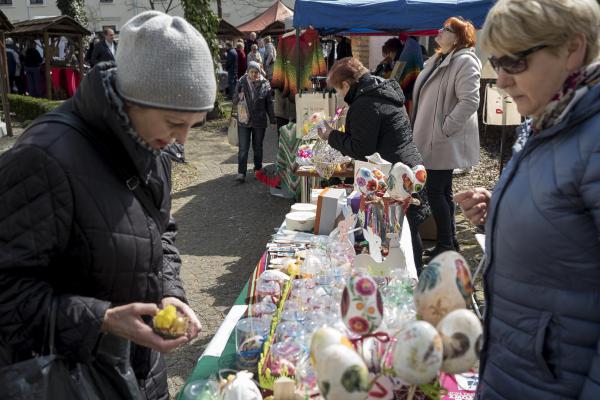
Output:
[0, 0, 295, 33]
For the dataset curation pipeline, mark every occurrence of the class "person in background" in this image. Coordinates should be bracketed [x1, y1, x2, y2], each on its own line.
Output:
[233, 61, 275, 183]
[373, 37, 403, 79]
[224, 41, 238, 100]
[236, 41, 247, 81]
[411, 17, 481, 258]
[5, 38, 21, 93]
[91, 27, 117, 67]
[245, 31, 258, 55]
[455, 1, 600, 398]
[263, 36, 277, 81]
[0, 11, 215, 399]
[335, 35, 353, 60]
[257, 37, 266, 60]
[23, 40, 43, 98]
[85, 36, 100, 65]
[318, 57, 430, 272]
[247, 43, 263, 67]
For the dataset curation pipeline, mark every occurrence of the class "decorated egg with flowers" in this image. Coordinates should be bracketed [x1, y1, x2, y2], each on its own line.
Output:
[414, 251, 474, 326]
[387, 162, 414, 200]
[341, 274, 384, 335]
[371, 168, 388, 191]
[412, 165, 427, 192]
[381, 320, 443, 384]
[310, 326, 353, 367]
[356, 167, 379, 196]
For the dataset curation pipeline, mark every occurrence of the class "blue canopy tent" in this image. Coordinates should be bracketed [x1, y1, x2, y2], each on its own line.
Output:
[293, 0, 494, 34]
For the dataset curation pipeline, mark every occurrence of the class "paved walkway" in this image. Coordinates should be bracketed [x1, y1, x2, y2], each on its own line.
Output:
[165, 120, 291, 397]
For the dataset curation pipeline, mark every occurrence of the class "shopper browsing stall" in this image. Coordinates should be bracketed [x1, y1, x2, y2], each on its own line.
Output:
[318, 57, 430, 272]
[233, 61, 276, 183]
[411, 17, 481, 258]
[0, 11, 214, 399]
[455, 0, 600, 398]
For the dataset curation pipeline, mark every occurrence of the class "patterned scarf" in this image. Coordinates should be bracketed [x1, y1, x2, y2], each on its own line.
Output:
[532, 62, 600, 133]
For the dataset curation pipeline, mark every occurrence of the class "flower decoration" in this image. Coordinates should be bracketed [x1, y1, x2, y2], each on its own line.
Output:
[355, 277, 376, 296]
[348, 317, 370, 334]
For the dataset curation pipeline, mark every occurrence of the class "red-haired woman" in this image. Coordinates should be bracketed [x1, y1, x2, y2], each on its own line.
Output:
[411, 17, 481, 258]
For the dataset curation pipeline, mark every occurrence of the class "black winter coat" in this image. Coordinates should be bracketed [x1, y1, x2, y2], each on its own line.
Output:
[91, 41, 117, 67]
[233, 75, 275, 129]
[329, 73, 422, 167]
[0, 63, 185, 399]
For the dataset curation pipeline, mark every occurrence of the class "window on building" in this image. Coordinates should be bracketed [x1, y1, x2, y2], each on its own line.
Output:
[0, 0, 12, 5]
[29, 0, 44, 5]
[99, 0, 114, 3]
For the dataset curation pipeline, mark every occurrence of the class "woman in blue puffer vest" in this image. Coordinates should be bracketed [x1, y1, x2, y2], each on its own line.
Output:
[455, 0, 600, 398]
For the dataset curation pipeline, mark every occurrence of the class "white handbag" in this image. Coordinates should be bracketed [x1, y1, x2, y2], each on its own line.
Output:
[227, 115, 238, 146]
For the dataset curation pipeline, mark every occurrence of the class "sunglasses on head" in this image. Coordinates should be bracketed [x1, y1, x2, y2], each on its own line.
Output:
[489, 45, 547, 74]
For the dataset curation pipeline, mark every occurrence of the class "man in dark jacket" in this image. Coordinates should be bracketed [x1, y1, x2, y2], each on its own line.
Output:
[0, 11, 215, 400]
[91, 27, 117, 67]
[319, 57, 428, 272]
[225, 41, 238, 99]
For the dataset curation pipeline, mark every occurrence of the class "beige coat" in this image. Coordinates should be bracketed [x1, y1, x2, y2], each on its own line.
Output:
[411, 47, 481, 170]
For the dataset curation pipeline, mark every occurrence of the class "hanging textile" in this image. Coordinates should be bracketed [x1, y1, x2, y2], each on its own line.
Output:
[397, 37, 424, 116]
[277, 122, 301, 199]
[272, 29, 328, 101]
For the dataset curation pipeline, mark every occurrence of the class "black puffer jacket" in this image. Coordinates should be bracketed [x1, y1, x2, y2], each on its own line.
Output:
[0, 63, 186, 399]
[328, 74, 422, 166]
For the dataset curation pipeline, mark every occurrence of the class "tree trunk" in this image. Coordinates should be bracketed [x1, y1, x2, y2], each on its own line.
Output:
[216, 0, 222, 18]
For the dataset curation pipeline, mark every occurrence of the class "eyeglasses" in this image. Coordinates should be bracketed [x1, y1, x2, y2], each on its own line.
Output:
[489, 45, 547, 75]
[439, 26, 455, 34]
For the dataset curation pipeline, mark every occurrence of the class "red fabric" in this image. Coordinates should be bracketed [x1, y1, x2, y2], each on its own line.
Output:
[50, 67, 82, 98]
[237, 49, 247, 77]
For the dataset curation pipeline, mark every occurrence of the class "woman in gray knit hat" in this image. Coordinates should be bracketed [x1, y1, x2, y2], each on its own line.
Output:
[0, 11, 215, 399]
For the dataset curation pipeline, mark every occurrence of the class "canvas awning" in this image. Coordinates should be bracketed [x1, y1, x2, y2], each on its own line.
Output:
[293, 0, 494, 34]
[237, 0, 294, 36]
[10, 15, 90, 37]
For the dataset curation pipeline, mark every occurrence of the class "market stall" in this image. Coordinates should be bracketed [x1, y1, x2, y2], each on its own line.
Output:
[9, 16, 90, 100]
[237, 0, 294, 37]
[178, 153, 482, 399]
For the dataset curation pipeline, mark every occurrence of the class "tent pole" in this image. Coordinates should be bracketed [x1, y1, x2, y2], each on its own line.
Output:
[295, 27, 300, 96]
[0, 32, 13, 137]
[44, 32, 52, 100]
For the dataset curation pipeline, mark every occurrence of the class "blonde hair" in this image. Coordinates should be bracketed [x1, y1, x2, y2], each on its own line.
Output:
[481, 0, 600, 65]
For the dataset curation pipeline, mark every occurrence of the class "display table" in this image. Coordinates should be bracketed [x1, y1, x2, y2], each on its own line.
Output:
[178, 217, 416, 398]
[293, 164, 354, 203]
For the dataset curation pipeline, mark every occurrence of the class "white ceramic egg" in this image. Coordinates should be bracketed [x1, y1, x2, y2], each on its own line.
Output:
[413, 251, 474, 326]
[356, 167, 379, 196]
[436, 309, 483, 374]
[310, 326, 351, 367]
[387, 162, 414, 200]
[412, 165, 427, 192]
[341, 274, 384, 335]
[381, 320, 443, 385]
[316, 344, 370, 400]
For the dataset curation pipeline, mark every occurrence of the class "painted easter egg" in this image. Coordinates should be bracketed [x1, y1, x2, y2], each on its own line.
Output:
[361, 335, 388, 373]
[316, 344, 370, 400]
[310, 326, 352, 367]
[387, 162, 414, 201]
[413, 251, 474, 326]
[436, 309, 483, 374]
[341, 274, 384, 335]
[356, 167, 379, 196]
[381, 320, 443, 385]
[371, 168, 388, 191]
[412, 165, 427, 192]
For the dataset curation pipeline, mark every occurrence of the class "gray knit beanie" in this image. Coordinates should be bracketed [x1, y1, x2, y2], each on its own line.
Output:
[116, 11, 216, 111]
[247, 61, 261, 72]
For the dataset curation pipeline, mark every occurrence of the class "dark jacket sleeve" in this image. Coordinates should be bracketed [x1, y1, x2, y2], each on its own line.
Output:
[328, 101, 381, 160]
[0, 145, 110, 362]
[160, 216, 187, 302]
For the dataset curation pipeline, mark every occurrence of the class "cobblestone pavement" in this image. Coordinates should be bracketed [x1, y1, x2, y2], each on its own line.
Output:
[165, 120, 291, 397]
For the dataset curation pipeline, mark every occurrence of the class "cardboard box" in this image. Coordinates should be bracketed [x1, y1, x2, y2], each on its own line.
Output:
[314, 188, 346, 235]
